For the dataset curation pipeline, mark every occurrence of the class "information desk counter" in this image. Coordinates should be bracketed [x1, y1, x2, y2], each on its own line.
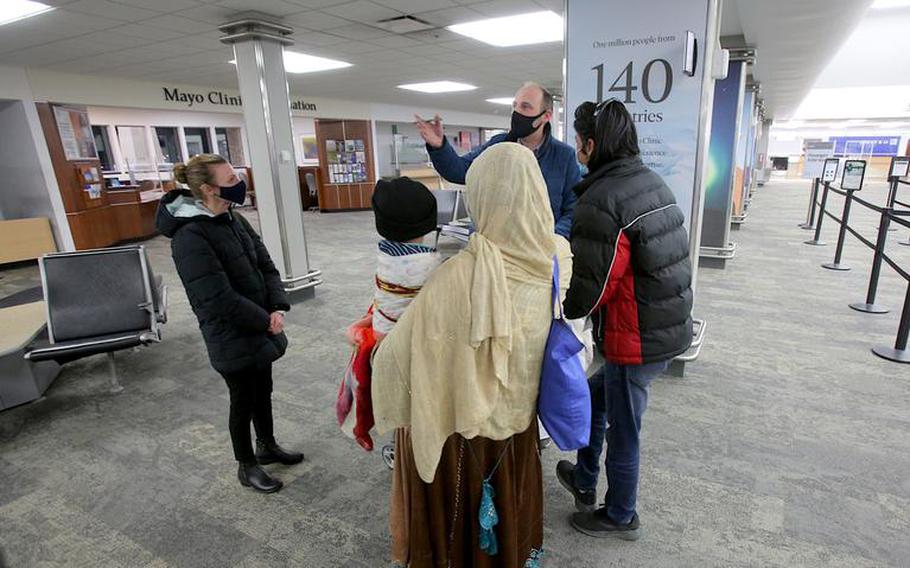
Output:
[107, 187, 161, 243]
[399, 166, 445, 191]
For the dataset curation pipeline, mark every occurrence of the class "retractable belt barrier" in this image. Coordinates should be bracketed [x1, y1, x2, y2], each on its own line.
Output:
[803, 175, 910, 364]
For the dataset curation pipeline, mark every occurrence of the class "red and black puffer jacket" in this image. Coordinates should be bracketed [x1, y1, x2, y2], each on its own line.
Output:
[564, 157, 693, 365]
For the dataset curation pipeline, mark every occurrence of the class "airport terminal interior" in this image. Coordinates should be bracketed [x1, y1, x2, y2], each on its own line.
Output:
[1, 0, 909, 567]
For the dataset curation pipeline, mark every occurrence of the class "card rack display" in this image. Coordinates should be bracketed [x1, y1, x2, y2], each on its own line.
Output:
[315, 119, 377, 212]
[324, 138, 369, 184]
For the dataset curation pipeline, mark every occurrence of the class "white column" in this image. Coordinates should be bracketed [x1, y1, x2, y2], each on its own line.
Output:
[177, 127, 189, 164]
[209, 126, 219, 156]
[220, 18, 321, 295]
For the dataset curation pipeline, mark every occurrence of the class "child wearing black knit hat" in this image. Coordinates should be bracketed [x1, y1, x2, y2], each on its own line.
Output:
[337, 177, 441, 452]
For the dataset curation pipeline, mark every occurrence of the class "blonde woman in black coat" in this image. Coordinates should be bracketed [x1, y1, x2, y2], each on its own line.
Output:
[156, 154, 303, 494]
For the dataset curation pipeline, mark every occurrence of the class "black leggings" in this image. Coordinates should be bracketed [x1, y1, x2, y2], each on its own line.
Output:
[220, 363, 275, 463]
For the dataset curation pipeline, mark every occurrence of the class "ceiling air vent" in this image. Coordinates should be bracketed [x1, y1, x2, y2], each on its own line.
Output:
[374, 15, 435, 34]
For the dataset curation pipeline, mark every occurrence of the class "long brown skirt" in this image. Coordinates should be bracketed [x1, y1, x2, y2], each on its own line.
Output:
[390, 422, 544, 568]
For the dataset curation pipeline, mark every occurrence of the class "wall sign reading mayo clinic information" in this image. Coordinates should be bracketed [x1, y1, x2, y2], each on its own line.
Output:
[564, 0, 719, 241]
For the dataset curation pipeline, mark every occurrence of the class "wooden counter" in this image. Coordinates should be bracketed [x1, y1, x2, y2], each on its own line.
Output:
[107, 189, 161, 242]
[400, 166, 445, 190]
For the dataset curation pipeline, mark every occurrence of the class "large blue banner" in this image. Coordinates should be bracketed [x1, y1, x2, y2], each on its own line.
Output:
[700, 60, 744, 249]
[830, 136, 901, 156]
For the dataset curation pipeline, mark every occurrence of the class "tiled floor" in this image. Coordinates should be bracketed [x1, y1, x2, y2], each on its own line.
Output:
[1, 177, 909, 567]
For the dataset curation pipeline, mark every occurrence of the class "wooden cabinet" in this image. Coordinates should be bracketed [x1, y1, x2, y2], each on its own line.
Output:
[36, 103, 160, 249]
[314, 118, 377, 212]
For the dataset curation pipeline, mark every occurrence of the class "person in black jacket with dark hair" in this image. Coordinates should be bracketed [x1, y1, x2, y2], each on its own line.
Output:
[555, 100, 693, 540]
[156, 154, 303, 494]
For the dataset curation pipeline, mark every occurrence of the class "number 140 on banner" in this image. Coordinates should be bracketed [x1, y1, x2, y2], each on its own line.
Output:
[592, 59, 674, 118]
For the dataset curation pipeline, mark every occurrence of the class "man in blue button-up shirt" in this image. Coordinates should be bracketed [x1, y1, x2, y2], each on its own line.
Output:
[415, 82, 581, 238]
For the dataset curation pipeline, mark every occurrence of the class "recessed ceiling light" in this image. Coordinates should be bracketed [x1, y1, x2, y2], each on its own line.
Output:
[398, 81, 477, 94]
[486, 98, 514, 105]
[283, 51, 352, 74]
[872, 0, 910, 9]
[0, 0, 53, 27]
[448, 11, 563, 47]
[229, 51, 352, 74]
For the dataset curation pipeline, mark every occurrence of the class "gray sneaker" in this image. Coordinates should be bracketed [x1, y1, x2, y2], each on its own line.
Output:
[556, 460, 596, 512]
[571, 510, 641, 541]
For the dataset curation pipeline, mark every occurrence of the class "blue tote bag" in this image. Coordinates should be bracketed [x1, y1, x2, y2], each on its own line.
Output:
[538, 257, 591, 451]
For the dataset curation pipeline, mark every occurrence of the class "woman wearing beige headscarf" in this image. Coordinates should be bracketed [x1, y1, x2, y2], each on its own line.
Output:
[372, 142, 572, 567]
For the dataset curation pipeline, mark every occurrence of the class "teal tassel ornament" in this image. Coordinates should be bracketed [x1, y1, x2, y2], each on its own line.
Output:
[478, 479, 500, 555]
[524, 548, 544, 567]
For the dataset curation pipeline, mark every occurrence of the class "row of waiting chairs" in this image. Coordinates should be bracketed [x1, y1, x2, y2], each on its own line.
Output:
[23, 245, 167, 393]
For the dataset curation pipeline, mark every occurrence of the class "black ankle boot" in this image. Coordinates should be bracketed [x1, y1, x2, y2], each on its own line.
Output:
[237, 462, 283, 493]
[256, 440, 304, 465]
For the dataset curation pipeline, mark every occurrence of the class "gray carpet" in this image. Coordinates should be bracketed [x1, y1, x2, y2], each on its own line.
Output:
[1, 177, 909, 567]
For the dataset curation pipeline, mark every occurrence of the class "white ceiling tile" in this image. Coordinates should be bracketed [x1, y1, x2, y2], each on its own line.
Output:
[45, 57, 118, 73]
[400, 27, 462, 43]
[321, 1, 402, 24]
[293, 30, 350, 45]
[111, 23, 189, 40]
[19, 8, 122, 34]
[142, 14, 219, 34]
[372, 0, 455, 12]
[112, 0, 205, 11]
[62, 0, 163, 21]
[467, 0, 543, 17]
[0, 41, 100, 66]
[165, 34, 225, 51]
[326, 23, 392, 40]
[368, 34, 424, 48]
[413, 6, 480, 26]
[282, 11, 350, 30]
[214, 0, 308, 16]
[351, 48, 407, 61]
[285, 0, 353, 8]
[158, 49, 233, 66]
[326, 41, 387, 54]
[399, 43, 452, 57]
[39, 0, 84, 6]
[174, 4, 246, 23]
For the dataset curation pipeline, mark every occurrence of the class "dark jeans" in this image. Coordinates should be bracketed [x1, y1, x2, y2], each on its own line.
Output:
[219, 363, 276, 464]
[573, 360, 668, 524]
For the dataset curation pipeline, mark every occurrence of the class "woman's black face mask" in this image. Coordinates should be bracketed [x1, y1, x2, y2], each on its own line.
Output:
[218, 180, 247, 205]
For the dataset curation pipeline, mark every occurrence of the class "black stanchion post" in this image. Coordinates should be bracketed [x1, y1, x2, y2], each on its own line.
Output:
[799, 178, 820, 230]
[805, 181, 831, 246]
[821, 188, 853, 270]
[849, 207, 891, 314]
[881, 178, 899, 233]
[872, 281, 910, 364]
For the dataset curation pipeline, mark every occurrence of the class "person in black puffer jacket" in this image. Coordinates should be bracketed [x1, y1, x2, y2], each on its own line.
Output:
[555, 100, 693, 541]
[156, 153, 303, 494]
